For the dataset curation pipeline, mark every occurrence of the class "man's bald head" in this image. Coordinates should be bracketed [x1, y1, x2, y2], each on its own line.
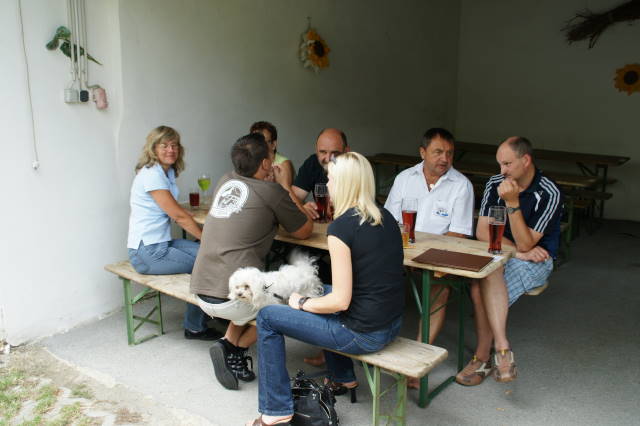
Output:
[315, 128, 349, 171]
[317, 128, 348, 150]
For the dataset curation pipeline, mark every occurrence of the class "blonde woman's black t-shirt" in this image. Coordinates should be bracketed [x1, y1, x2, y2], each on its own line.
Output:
[327, 207, 405, 333]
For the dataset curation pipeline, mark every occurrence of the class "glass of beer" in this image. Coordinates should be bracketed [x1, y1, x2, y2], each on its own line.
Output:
[189, 188, 200, 210]
[488, 206, 506, 254]
[401, 198, 418, 243]
[399, 222, 410, 248]
[314, 183, 329, 222]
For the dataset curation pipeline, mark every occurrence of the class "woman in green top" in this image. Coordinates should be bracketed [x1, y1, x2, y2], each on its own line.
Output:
[250, 121, 294, 187]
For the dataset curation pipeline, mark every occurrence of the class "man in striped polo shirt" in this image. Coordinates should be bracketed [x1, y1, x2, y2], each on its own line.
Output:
[456, 137, 562, 386]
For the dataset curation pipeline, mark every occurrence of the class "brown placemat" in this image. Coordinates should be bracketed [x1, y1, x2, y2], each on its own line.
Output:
[411, 248, 494, 272]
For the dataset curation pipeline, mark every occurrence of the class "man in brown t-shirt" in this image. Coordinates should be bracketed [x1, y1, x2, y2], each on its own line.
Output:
[191, 133, 312, 390]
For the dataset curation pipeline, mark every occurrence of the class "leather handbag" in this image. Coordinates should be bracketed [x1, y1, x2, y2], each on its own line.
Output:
[290, 370, 339, 426]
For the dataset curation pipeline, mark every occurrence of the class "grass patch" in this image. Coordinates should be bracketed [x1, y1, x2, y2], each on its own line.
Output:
[18, 416, 43, 426]
[0, 368, 28, 422]
[47, 402, 82, 426]
[34, 384, 58, 416]
[70, 384, 93, 400]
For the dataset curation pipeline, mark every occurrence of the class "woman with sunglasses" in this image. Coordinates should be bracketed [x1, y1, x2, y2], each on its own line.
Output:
[248, 152, 405, 426]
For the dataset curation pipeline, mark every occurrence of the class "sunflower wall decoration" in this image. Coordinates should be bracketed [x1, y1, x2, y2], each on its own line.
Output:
[614, 64, 640, 95]
[299, 22, 330, 73]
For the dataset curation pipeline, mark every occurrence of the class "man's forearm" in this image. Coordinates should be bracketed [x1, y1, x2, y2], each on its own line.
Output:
[506, 209, 536, 251]
[291, 185, 309, 203]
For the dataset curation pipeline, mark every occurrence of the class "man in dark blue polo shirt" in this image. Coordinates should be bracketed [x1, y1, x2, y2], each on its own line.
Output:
[291, 128, 348, 367]
[456, 136, 562, 387]
[292, 128, 349, 219]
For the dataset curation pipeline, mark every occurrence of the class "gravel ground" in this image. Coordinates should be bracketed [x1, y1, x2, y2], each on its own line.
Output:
[0, 344, 210, 426]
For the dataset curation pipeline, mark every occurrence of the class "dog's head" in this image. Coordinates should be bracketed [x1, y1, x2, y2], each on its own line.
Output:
[228, 267, 262, 303]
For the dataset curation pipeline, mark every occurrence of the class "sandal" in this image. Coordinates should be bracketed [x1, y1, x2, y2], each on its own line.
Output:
[324, 379, 358, 403]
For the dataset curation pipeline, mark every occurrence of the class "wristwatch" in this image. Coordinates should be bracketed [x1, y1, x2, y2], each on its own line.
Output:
[506, 206, 521, 214]
[298, 296, 310, 311]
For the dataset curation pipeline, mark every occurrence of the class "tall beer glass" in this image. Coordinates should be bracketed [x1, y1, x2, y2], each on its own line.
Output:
[401, 198, 418, 243]
[314, 183, 329, 222]
[488, 206, 506, 254]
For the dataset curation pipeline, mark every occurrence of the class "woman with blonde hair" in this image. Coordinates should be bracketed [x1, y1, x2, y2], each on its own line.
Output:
[127, 125, 220, 341]
[247, 152, 405, 426]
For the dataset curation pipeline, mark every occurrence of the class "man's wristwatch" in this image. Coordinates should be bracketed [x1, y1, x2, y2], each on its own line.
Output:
[506, 206, 521, 214]
[298, 296, 310, 311]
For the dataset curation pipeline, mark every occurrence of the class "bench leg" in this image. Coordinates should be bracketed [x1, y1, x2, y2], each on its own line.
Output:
[371, 364, 381, 425]
[123, 278, 135, 345]
[394, 374, 407, 424]
[362, 362, 407, 425]
[121, 278, 164, 345]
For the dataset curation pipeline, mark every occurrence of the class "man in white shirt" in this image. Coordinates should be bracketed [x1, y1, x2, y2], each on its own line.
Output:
[385, 128, 474, 385]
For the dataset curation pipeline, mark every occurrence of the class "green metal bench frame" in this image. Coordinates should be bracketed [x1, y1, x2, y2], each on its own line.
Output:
[361, 361, 408, 425]
[121, 278, 164, 345]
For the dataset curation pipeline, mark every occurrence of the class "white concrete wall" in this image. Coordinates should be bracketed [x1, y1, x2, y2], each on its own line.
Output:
[455, 0, 640, 220]
[1, 0, 460, 344]
[1, 0, 124, 345]
[116, 0, 461, 190]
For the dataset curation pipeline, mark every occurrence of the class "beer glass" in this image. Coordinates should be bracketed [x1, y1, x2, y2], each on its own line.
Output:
[399, 222, 411, 248]
[314, 183, 329, 222]
[488, 206, 506, 254]
[401, 198, 418, 243]
[189, 188, 200, 209]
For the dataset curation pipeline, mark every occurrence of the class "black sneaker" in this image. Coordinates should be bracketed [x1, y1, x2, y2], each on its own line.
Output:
[229, 348, 256, 382]
[209, 340, 239, 390]
[184, 328, 224, 341]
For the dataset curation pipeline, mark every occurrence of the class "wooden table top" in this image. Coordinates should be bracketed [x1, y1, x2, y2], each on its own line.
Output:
[192, 208, 513, 278]
[281, 223, 514, 279]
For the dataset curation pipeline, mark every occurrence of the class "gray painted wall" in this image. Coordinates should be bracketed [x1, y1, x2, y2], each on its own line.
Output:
[456, 0, 639, 220]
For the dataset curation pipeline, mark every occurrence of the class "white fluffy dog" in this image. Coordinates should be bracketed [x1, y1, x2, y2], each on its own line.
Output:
[228, 250, 324, 309]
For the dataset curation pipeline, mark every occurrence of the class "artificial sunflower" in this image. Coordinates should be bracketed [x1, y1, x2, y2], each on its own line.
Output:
[614, 63, 640, 95]
[299, 29, 330, 73]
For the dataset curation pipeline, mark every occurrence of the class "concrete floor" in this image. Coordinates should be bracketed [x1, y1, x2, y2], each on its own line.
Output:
[41, 220, 640, 425]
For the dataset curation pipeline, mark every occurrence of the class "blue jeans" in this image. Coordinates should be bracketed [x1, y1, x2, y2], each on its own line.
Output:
[128, 239, 208, 332]
[256, 303, 402, 416]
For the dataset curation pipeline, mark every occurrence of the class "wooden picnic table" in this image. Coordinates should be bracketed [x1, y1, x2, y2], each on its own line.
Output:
[279, 222, 514, 407]
[192, 210, 514, 407]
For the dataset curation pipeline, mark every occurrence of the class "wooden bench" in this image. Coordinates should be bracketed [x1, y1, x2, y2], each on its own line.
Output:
[327, 337, 447, 425]
[105, 261, 448, 425]
[105, 260, 194, 345]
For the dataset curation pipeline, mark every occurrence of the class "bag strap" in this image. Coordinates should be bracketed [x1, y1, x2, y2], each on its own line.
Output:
[291, 369, 329, 381]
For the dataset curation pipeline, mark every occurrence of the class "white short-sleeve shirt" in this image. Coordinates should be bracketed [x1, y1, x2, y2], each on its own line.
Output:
[127, 163, 179, 249]
[384, 163, 474, 236]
